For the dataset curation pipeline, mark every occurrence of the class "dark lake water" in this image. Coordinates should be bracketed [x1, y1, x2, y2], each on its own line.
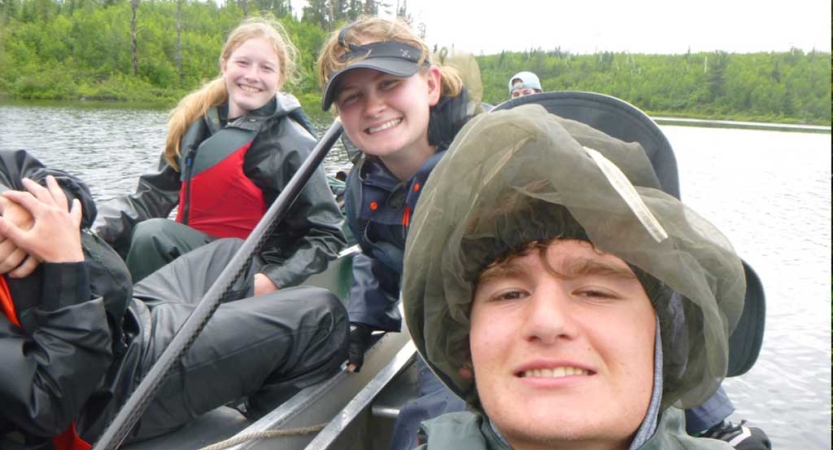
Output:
[0, 102, 830, 449]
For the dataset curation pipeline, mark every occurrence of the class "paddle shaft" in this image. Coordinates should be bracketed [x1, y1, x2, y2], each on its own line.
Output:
[92, 117, 344, 450]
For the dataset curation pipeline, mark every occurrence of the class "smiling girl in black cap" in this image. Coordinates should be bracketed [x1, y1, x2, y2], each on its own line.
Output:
[317, 16, 486, 450]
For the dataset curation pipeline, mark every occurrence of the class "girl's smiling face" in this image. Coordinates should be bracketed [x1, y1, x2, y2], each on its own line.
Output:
[334, 65, 441, 177]
[222, 36, 280, 118]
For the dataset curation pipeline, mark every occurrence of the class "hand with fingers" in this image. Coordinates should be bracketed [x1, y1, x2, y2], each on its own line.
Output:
[0, 176, 84, 264]
[0, 195, 40, 277]
[347, 322, 373, 373]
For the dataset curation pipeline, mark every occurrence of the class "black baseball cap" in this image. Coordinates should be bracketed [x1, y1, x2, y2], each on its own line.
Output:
[322, 40, 429, 110]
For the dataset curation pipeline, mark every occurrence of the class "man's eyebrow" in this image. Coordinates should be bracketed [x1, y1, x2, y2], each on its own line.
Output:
[477, 260, 527, 283]
[558, 257, 637, 280]
[476, 249, 638, 285]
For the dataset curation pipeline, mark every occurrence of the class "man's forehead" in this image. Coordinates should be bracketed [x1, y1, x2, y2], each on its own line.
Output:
[480, 239, 637, 280]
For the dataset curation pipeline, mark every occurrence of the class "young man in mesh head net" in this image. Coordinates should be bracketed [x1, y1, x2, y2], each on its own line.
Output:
[401, 105, 769, 449]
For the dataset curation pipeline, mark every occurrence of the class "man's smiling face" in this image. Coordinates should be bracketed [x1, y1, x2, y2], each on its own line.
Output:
[469, 239, 656, 450]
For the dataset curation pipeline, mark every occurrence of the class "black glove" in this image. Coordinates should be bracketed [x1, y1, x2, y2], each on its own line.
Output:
[348, 322, 373, 372]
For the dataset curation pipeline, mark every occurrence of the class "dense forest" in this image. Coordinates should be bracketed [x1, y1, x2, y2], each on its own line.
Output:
[0, 0, 830, 124]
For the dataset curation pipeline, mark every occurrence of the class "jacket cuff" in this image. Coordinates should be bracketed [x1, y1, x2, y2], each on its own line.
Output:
[40, 262, 91, 312]
[260, 264, 292, 290]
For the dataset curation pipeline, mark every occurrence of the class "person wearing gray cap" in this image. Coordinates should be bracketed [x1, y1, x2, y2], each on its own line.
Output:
[316, 15, 487, 450]
[509, 71, 543, 98]
[402, 104, 770, 449]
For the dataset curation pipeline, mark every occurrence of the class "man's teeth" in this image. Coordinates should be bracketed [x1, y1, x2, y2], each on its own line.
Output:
[240, 85, 261, 93]
[522, 367, 589, 378]
[367, 119, 401, 134]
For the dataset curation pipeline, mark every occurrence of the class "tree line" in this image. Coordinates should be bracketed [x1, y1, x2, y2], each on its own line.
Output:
[482, 48, 830, 125]
[0, 0, 829, 125]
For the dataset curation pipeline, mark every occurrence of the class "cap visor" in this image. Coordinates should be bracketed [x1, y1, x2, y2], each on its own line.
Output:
[322, 58, 422, 110]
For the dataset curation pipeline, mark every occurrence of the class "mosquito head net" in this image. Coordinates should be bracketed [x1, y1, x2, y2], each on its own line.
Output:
[402, 104, 745, 410]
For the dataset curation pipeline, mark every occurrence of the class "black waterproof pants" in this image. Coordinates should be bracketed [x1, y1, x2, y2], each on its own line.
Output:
[126, 238, 349, 440]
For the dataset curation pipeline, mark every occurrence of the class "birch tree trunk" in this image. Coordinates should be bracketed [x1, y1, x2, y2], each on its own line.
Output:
[176, 0, 182, 83]
[131, 0, 139, 76]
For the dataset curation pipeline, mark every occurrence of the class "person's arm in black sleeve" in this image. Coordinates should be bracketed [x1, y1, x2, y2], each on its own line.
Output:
[247, 118, 347, 292]
[344, 253, 402, 371]
[1, 264, 113, 438]
[92, 152, 181, 253]
[0, 174, 113, 439]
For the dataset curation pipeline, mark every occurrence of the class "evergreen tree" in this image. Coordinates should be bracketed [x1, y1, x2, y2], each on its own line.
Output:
[706, 50, 729, 101]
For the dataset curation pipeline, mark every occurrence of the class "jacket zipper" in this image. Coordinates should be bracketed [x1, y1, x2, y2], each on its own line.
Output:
[181, 146, 196, 225]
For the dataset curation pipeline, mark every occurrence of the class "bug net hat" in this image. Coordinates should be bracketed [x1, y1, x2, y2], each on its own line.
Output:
[402, 104, 749, 410]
